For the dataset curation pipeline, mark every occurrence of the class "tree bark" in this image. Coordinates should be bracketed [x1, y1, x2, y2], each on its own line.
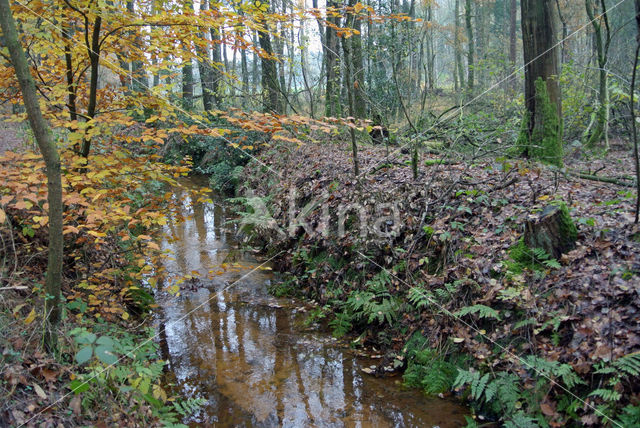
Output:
[465, 0, 474, 94]
[454, 0, 465, 93]
[519, 0, 563, 166]
[257, 5, 281, 114]
[0, 0, 63, 352]
[632, 0, 640, 223]
[181, 1, 194, 110]
[325, 0, 341, 117]
[509, 0, 517, 91]
[584, 0, 611, 149]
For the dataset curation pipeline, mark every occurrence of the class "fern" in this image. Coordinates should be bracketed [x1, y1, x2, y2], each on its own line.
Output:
[453, 369, 488, 400]
[522, 355, 585, 388]
[514, 318, 537, 330]
[503, 411, 540, 428]
[613, 352, 640, 377]
[589, 388, 622, 402]
[616, 405, 640, 426]
[455, 304, 501, 321]
[408, 287, 434, 309]
[173, 397, 207, 417]
[329, 311, 353, 338]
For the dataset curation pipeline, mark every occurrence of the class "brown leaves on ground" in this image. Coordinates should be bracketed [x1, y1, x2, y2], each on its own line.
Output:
[241, 139, 639, 419]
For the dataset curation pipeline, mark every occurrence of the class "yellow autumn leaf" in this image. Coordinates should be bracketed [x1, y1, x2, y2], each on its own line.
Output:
[0, 208, 6, 223]
[24, 308, 36, 325]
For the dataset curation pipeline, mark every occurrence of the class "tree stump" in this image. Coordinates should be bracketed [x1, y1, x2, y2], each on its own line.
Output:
[523, 203, 577, 259]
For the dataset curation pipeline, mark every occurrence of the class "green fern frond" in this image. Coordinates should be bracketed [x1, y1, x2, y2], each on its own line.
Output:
[589, 388, 622, 402]
[613, 352, 640, 377]
[455, 304, 501, 320]
[408, 287, 434, 309]
[329, 311, 353, 338]
[514, 318, 537, 330]
[504, 411, 540, 428]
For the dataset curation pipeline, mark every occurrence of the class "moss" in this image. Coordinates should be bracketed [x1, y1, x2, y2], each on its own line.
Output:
[552, 201, 578, 246]
[531, 78, 563, 167]
[516, 78, 563, 167]
[513, 109, 531, 158]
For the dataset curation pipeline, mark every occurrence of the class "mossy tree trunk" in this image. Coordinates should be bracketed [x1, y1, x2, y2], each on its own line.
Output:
[584, 0, 611, 150]
[519, 0, 563, 167]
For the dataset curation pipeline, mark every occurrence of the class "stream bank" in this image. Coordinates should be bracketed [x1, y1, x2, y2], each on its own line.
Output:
[234, 141, 640, 426]
[156, 176, 468, 427]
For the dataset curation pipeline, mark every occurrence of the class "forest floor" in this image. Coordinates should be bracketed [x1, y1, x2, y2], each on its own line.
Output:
[238, 138, 640, 426]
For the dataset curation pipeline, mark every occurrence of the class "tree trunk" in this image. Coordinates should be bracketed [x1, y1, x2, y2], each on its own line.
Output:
[632, 0, 640, 223]
[258, 11, 281, 114]
[465, 0, 474, 94]
[523, 204, 577, 259]
[584, 0, 611, 149]
[518, 0, 563, 167]
[341, 26, 359, 176]
[0, 0, 63, 352]
[182, 1, 194, 110]
[346, 0, 365, 118]
[325, 0, 341, 117]
[80, 13, 102, 157]
[127, 0, 145, 93]
[199, 0, 214, 111]
[210, 22, 223, 106]
[509, 0, 517, 91]
[454, 0, 465, 93]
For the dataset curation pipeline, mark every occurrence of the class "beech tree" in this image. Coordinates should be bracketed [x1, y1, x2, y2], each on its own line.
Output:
[517, 0, 563, 167]
[0, 0, 63, 352]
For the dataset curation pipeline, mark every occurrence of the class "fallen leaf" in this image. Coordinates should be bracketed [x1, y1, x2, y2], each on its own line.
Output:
[24, 309, 36, 325]
[32, 383, 47, 400]
[70, 395, 82, 416]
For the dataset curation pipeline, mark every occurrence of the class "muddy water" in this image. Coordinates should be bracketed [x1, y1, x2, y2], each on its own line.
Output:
[156, 177, 468, 427]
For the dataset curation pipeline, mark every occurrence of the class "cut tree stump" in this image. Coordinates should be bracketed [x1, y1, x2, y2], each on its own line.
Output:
[524, 203, 577, 259]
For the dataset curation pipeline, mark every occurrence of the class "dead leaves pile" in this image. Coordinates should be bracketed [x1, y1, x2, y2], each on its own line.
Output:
[241, 140, 640, 423]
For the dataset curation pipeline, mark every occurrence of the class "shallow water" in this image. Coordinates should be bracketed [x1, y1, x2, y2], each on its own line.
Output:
[156, 176, 468, 427]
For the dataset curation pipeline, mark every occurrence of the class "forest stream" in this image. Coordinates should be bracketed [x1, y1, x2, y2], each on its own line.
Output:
[152, 176, 468, 427]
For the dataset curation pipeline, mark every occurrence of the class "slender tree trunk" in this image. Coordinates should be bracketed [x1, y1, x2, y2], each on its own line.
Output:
[299, 24, 315, 117]
[199, 0, 214, 111]
[0, 0, 63, 352]
[556, 0, 569, 65]
[509, 0, 517, 91]
[584, 0, 611, 149]
[632, 0, 640, 223]
[210, 23, 223, 105]
[257, 8, 281, 113]
[62, 19, 77, 122]
[80, 13, 102, 157]
[127, 0, 145, 93]
[346, 0, 365, 118]
[341, 28, 359, 176]
[465, 0, 474, 94]
[455, 0, 465, 93]
[182, 1, 194, 109]
[325, 0, 341, 117]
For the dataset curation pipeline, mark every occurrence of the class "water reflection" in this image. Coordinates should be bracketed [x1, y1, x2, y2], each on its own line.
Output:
[156, 177, 467, 427]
